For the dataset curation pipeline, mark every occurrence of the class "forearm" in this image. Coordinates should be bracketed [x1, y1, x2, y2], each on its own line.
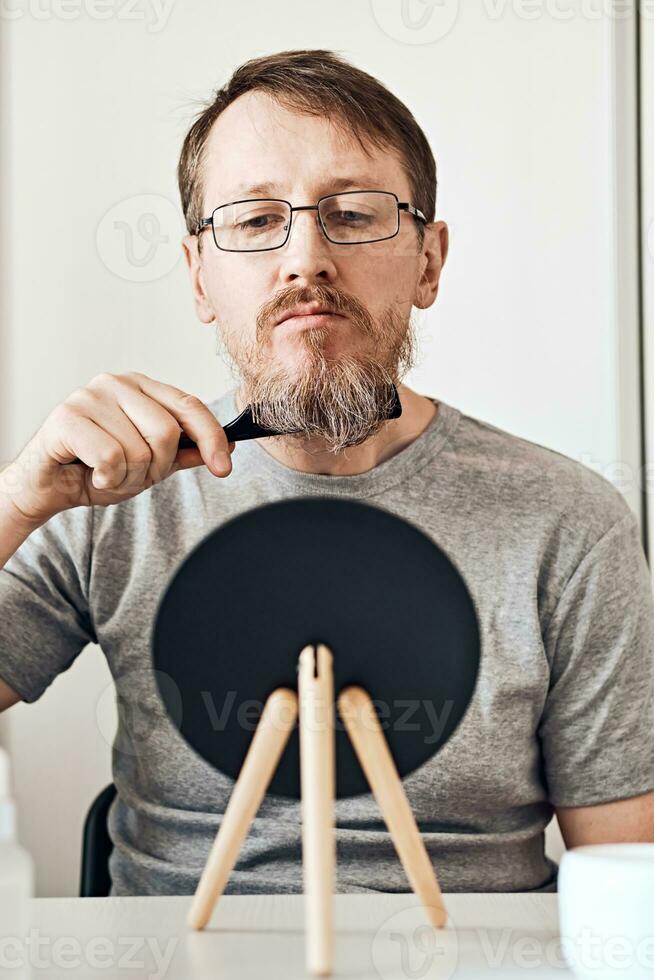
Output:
[556, 790, 654, 848]
[0, 471, 44, 569]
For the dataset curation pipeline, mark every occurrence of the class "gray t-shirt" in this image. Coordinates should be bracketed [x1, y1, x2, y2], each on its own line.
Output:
[1, 387, 653, 897]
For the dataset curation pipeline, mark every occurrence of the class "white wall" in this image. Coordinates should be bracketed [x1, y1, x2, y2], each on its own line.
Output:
[0, 0, 643, 895]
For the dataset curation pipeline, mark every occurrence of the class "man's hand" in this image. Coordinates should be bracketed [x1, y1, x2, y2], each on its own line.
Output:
[0, 371, 235, 527]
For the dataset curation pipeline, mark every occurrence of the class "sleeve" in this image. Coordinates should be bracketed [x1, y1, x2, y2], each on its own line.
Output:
[0, 506, 97, 703]
[538, 510, 654, 807]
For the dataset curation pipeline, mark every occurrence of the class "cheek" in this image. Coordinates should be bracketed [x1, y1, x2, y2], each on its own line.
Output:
[348, 243, 419, 306]
[385, 241, 421, 286]
[205, 263, 263, 326]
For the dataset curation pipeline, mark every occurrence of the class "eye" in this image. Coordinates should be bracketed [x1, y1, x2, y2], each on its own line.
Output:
[329, 209, 371, 225]
[237, 212, 285, 232]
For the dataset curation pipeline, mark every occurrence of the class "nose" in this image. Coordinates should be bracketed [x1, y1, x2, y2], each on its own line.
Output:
[276, 207, 338, 284]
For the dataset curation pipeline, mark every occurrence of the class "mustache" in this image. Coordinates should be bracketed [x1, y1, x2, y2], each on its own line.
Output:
[256, 283, 375, 343]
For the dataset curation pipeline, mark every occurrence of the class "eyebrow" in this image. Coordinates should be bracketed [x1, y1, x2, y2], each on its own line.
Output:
[225, 176, 383, 201]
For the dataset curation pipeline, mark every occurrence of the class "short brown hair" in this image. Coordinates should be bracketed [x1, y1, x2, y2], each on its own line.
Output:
[177, 49, 437, 250]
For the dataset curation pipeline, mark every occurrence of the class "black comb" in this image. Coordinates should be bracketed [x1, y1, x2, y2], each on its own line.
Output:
[67, 384, 402, 464]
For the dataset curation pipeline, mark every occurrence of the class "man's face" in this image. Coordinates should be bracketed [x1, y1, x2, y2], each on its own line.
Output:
[183, 90, 447, 452]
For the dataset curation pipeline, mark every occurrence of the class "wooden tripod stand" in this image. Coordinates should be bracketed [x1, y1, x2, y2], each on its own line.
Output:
[186, 643, 447, 976]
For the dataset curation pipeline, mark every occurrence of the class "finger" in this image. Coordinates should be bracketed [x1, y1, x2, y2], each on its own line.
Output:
[86, 380, 189, 483]
[67, 387, 155, 490]
[172, 439, 237, 476]
[123, 373, 232, 476]
[170, 446, 203, 474]
[48, 408, 128, 490]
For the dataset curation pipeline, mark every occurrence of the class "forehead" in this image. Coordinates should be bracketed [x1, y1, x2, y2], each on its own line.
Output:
[200, 90, 411, 206]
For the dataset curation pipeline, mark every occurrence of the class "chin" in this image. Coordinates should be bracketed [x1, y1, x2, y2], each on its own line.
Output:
[280, 332, 355, 365]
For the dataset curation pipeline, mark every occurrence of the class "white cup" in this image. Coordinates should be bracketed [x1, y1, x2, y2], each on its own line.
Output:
[558, 843, 654, 980]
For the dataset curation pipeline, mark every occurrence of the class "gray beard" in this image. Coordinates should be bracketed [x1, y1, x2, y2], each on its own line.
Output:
[216, 307, 419, 454]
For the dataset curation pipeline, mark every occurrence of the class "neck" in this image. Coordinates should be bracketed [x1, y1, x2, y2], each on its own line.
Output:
[234, 383, 437, 476]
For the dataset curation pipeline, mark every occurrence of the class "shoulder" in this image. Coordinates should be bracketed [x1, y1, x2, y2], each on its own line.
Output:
[449, 405, 636, 548]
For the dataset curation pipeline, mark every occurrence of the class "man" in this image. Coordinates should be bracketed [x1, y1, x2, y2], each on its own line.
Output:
[0, 49, 653, 897]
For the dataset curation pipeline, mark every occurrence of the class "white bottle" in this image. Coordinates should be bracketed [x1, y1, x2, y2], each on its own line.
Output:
[0, 746, 34, 979]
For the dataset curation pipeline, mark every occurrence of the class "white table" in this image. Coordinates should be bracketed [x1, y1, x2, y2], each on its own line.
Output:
[19, 892, 568, 978]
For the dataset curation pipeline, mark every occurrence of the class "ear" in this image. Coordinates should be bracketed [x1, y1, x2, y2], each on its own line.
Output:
[414, 220, 449, 310]
[181, 234, 216, 324]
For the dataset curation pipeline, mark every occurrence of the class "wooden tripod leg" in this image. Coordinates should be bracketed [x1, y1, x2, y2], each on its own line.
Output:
[187, 687, 299, 930]
[338, 686, 447, 929]
[298, 644, 336, 977]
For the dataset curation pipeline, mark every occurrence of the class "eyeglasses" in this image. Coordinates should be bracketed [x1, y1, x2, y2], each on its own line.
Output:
[196, 189, 427, 252]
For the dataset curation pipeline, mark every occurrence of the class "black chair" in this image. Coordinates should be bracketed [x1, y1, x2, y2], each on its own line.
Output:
[79, 783, 117, 897]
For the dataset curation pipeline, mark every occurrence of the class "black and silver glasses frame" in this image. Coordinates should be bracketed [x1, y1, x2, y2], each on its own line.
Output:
[196, 189, 427, 252]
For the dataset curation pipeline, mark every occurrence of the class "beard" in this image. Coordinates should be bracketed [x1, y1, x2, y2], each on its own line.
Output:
[216, 282, 418, 454]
